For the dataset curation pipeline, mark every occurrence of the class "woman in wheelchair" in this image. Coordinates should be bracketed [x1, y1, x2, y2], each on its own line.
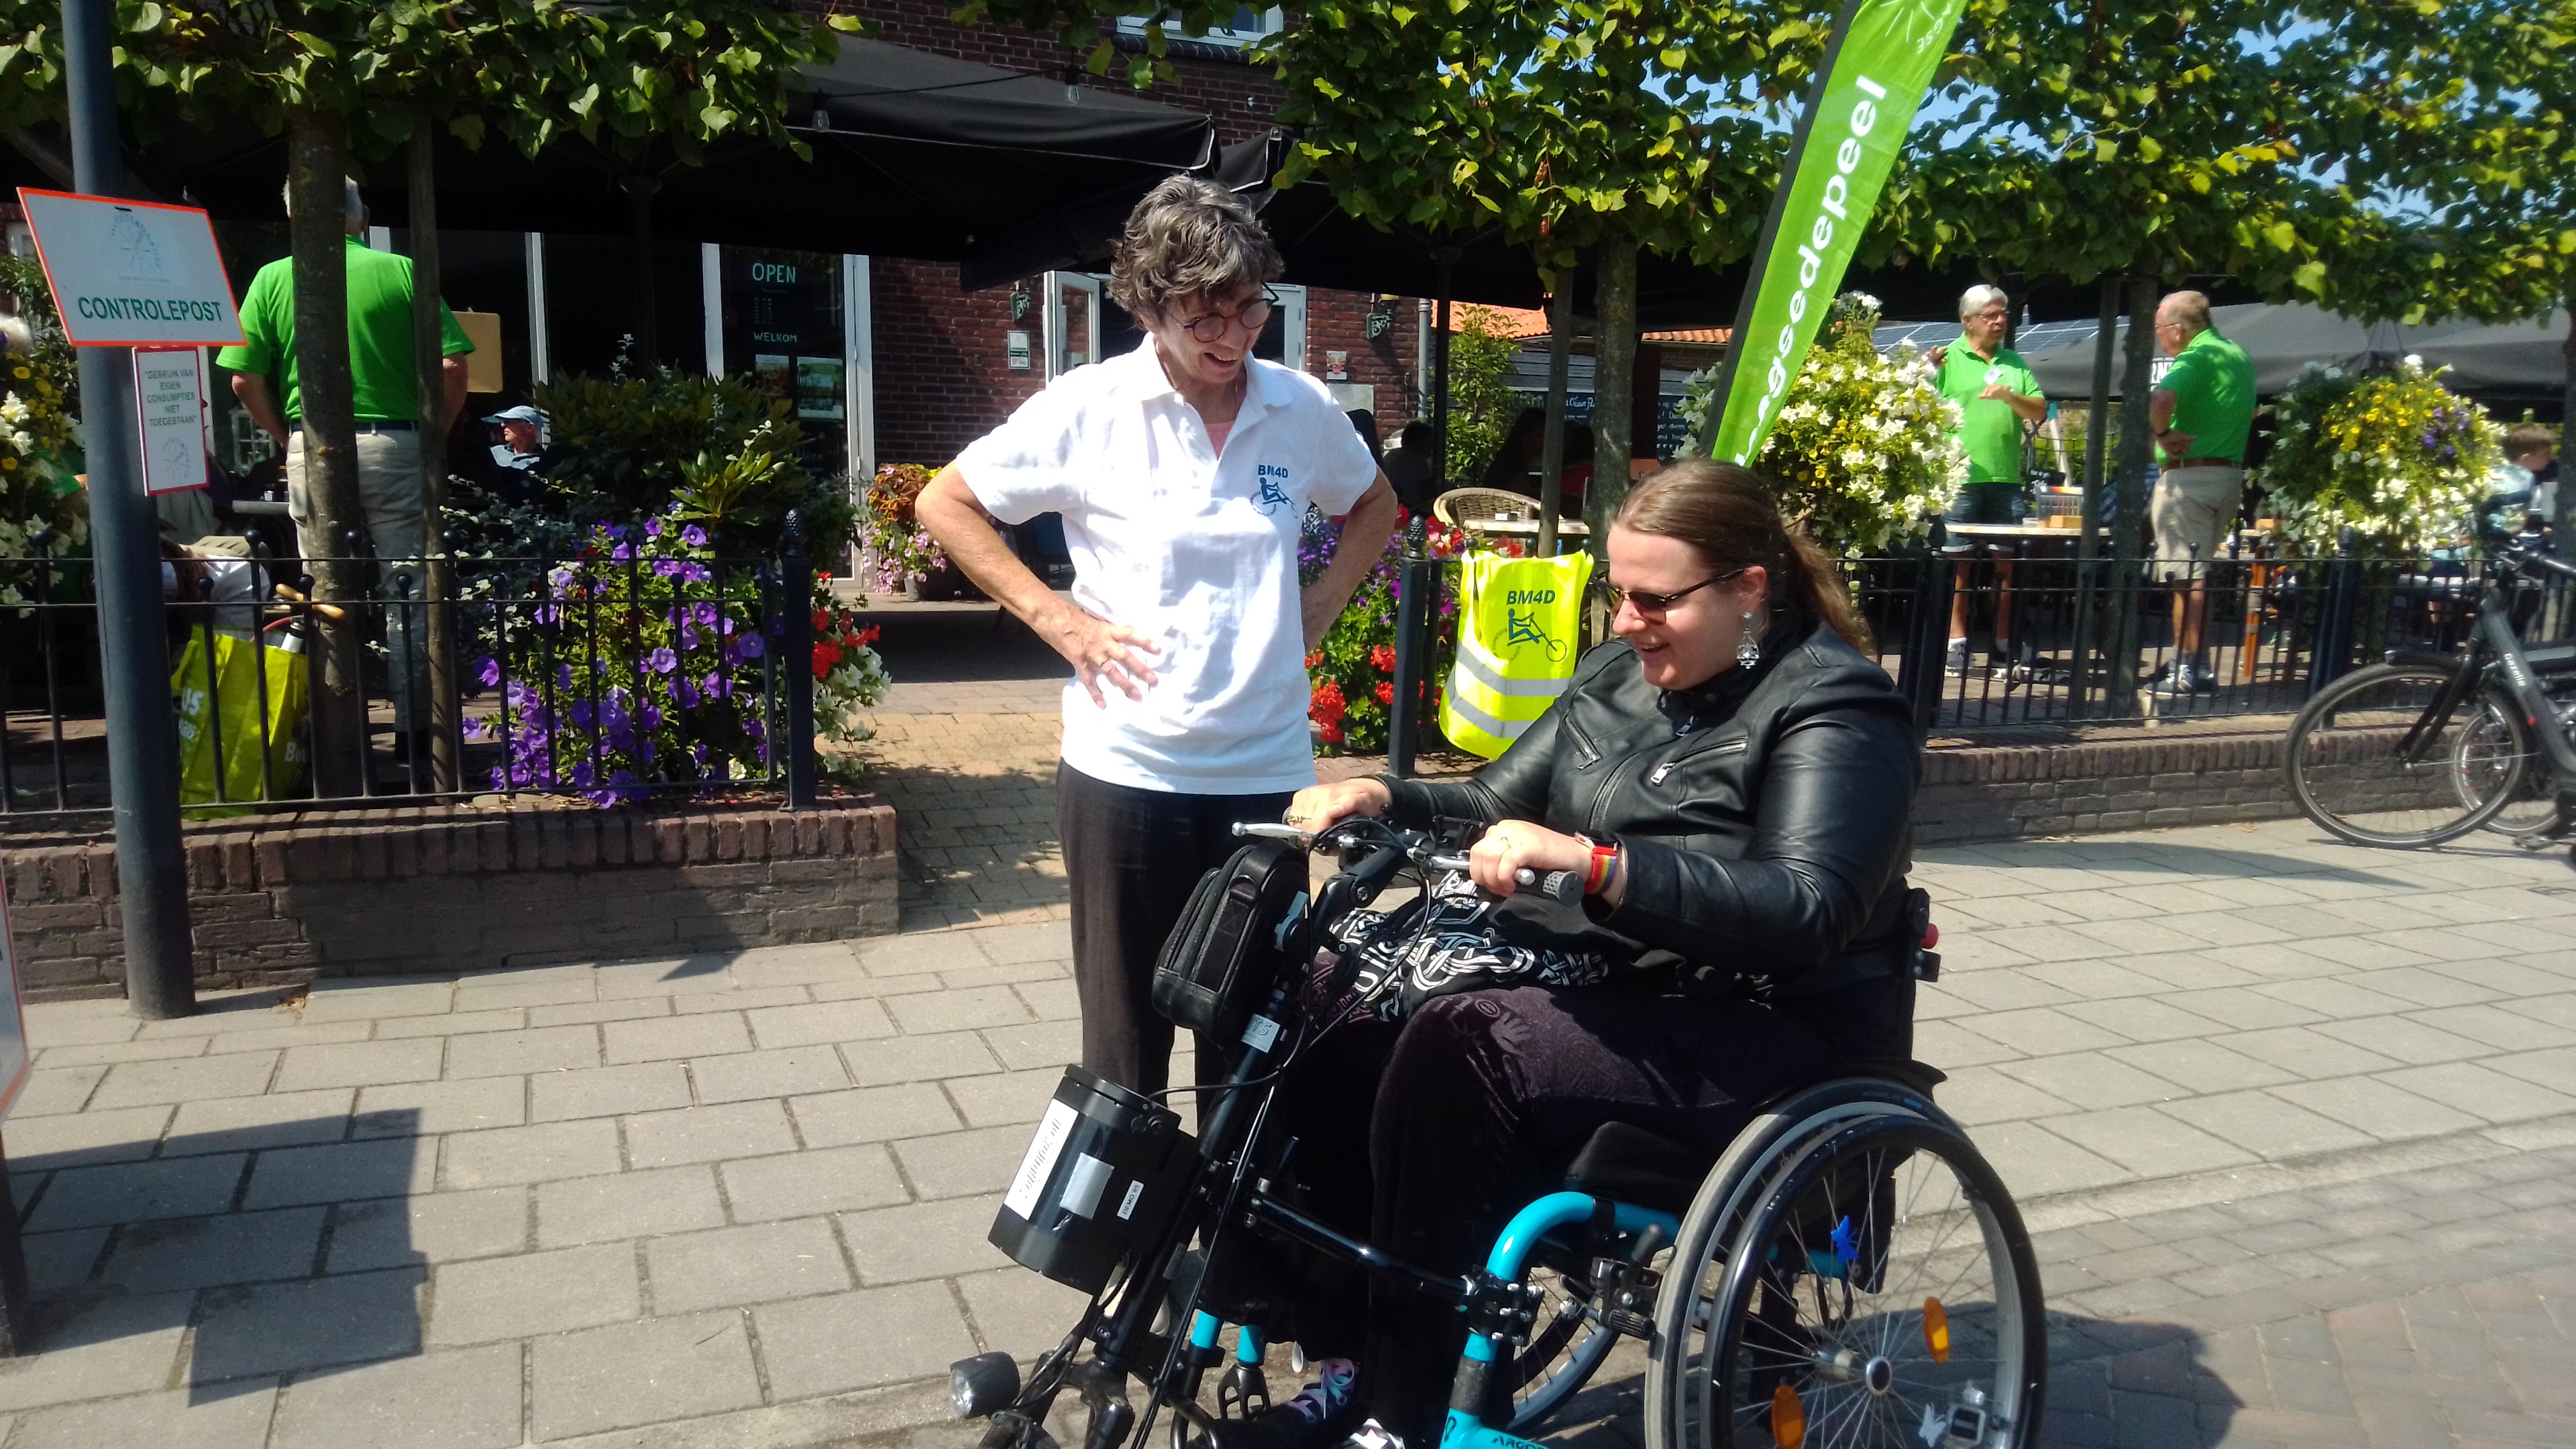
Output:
[1236, 459, 1929, 1449]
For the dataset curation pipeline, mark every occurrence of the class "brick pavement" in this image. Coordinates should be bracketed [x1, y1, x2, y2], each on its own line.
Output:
[0, 817, 2571, 1446]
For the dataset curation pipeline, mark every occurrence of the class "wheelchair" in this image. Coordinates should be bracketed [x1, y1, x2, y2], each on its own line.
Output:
[953, 820, 2047, 1449]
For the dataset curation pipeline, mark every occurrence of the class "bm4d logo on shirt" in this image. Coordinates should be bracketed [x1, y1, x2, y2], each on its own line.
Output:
[1253, 464, 1292, 515]
[1501, 588, 1567, 662]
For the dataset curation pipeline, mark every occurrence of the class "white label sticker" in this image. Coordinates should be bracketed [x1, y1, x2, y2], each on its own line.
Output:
[1061, 1152, 1114, 1219]
[1241, 1015, 1281, 1051]
[1004, 1099, 1079, 1219]
[1116, 1179, 1146, 1220]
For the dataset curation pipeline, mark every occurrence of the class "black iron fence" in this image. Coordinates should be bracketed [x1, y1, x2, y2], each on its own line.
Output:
[1834, 523, 2576, 731]
[0, 527, 824, 822]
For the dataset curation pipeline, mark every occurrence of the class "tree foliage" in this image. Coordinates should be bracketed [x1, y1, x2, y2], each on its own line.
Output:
[1884, 0, 2352, 297]
[0, 0, 854, 164]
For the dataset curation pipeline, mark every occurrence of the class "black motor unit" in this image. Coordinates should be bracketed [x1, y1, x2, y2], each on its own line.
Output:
[987, 1066, 1197, 1293]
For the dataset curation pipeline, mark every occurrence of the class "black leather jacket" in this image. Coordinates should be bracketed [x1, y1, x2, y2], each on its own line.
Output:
[1381, 616, 1919, 1049]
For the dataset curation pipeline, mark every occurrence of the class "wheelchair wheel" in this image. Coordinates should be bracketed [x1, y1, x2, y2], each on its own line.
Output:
[1650, 1114, 2044, 1449]
[1503, 1226, 1660, 1432]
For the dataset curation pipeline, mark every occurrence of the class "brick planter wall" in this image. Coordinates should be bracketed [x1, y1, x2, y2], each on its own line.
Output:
[1916, 731, 2302, 843]
[5, 802, 898, 1002]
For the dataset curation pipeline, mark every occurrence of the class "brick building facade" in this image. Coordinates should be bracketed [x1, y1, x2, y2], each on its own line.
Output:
[835, 0, 1427, 467]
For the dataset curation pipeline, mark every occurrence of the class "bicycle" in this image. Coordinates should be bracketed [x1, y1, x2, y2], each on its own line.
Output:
[2285, 538, 2576, 850]
[950, 818, 2047, 1449]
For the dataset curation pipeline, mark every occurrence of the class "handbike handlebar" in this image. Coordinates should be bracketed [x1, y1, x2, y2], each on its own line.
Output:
[1231, 821, 1580, 905]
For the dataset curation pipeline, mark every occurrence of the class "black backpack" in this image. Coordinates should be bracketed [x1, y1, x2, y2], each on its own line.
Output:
[1150, 839, 1307, 1043]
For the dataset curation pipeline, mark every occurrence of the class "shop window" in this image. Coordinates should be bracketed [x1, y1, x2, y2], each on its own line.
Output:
[719, 248, 850, 483]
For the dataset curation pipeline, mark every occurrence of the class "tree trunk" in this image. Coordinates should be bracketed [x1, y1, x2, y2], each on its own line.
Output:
[1430, 248, 1456, 487]
[625, 176, 661, 370]
[2106, 270, 2159, 710]
[2070, 272, 2118, 711]
[1536, 276, 1573, 557]
[287, 107, 369, 796]
[1587, 235, 1640, 554]
[409, 125, 458, 793]
[2558, 296, 2575, 549]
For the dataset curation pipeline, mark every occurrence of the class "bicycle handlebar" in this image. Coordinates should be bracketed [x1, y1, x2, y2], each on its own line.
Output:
[1230, 822, 1582, 905]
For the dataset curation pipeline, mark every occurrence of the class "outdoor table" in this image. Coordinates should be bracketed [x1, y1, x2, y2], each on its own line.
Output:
[1464, 516, 1590, 553]
[231, 500, 290, 517]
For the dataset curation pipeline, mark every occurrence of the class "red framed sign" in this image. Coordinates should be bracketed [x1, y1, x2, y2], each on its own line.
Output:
[15, 188, 244, 348]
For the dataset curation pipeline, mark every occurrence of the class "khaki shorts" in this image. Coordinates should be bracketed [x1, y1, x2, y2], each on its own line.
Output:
[2150, 466, 2243, 577]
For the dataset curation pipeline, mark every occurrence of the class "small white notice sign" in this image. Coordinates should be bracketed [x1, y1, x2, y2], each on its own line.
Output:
[133, 347, 208, 494]
[17, 188, 244, 348]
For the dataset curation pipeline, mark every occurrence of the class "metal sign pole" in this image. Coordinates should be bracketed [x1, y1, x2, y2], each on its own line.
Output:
[63, 0, 195, 1019]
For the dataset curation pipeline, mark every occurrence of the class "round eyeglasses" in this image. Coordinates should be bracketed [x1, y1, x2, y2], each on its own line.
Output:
[1179, 291, 1278, 343]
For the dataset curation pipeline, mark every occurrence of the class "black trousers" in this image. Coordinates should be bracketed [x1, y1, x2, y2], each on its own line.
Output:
[1269, 979, 1912, 1444]
[1057, 762, 1295, 1095]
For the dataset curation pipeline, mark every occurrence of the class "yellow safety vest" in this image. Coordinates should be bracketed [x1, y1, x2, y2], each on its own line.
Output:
[1442, 549, 1594, 759]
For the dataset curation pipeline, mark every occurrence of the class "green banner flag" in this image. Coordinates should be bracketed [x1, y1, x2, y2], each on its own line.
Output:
[1702, 0, 1970, 466]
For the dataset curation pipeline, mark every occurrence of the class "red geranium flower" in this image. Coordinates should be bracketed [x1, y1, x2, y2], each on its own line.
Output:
[1309, 678, 1346, 724]
[1369, 645, 1397, 673]
[812, 641, 843, 680]
[1373, 681, 1394, 705]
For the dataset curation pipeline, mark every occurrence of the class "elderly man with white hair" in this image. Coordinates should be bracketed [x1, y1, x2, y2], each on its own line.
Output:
[2145, 289, 2254, 696]
[1929, 283, 2045, 675]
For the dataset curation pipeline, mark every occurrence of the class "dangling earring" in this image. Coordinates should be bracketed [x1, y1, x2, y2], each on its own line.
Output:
[1736, 609, 1762, 671]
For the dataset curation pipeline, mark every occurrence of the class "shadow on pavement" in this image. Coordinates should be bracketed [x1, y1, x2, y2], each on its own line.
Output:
[1, 1109, 426, 1405]
[1527, 1312, 2245, 1449]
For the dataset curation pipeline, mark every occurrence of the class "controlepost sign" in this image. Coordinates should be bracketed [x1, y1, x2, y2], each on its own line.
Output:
[1701, 0, 1969, 466]
[16, 189, 244, 348]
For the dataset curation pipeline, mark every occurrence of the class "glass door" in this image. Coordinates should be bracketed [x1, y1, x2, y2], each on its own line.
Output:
[1046, 272, 1103, 378]
[719, 247, 847, 482]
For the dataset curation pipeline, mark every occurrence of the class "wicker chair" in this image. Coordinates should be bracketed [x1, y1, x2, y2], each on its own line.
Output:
[1432, 486, 1548, 530]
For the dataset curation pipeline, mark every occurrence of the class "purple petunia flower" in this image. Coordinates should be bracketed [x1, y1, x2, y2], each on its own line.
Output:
[653, 558, 680, 578]
[645, 517, 664, 538]
[739, 633, 764, 659]
[702, 671, 729, 698]
[682, 525, 708, 547]
[692, 601, 718, 627]
[678, 561, 711, 583]
[611, 543, 633, 562]
[478, 657, 501, 688]
[555, 665, 574, 690]
[640, 704, 663, 729]
[675, 678, 701, 708]
[648, 647, 679, 674]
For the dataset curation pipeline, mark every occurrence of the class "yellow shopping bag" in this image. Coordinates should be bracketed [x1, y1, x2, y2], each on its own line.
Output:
[1440, 549, 1593, 759]
[172, 631, 310, 812]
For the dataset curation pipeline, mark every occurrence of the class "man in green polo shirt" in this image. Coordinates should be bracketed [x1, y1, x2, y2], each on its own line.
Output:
[2146, 290, 2255, 696]
[1931, 284, 2045, 674]
[216, 178, 473, 740]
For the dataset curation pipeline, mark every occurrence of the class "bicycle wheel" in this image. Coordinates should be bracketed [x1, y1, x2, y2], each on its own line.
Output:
[2465, 697, 2559, 835]
[1505, 1227, 1658, 1431]
[2286, 662, 2527, 847]
[1674, 1116, 2045, 1449]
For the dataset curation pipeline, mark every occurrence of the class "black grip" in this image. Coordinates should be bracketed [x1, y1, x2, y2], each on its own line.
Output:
[1513, 867, 1582, 906]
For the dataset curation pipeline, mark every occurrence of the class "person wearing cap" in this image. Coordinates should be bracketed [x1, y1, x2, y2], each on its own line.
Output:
[484, 405, 549, 474]
[216, 176, 473, 749]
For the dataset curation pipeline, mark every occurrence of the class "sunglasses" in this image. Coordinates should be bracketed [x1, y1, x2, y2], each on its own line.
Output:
[1177, 290, 1278, 343]
[1604, 568, 1750, 616]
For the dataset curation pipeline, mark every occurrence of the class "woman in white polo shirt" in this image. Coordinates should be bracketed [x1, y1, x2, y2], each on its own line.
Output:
[916, 176, 1401, 1094]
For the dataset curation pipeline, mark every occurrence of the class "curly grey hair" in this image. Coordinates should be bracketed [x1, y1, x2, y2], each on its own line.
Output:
[1107, 176, 1283, 321]
[1957, 283, 2010, 322]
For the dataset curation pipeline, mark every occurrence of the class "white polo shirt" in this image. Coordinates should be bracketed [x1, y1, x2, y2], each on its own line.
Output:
[957, 339, 1379, 794]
